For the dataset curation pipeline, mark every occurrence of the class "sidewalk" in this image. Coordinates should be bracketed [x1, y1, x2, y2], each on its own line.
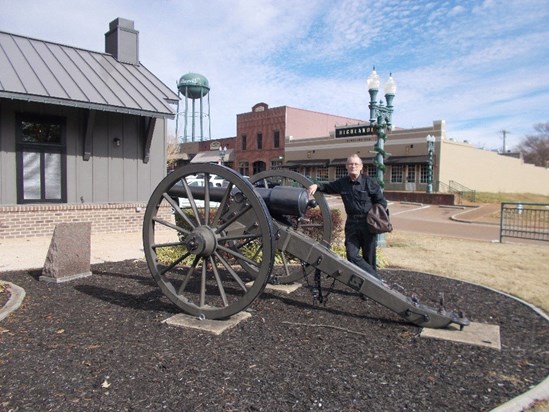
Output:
[0, 231, 146, 273]
[0, 202, 501, 273]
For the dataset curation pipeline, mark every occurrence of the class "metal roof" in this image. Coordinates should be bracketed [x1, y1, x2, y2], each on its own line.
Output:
[0, 31, 178, 118]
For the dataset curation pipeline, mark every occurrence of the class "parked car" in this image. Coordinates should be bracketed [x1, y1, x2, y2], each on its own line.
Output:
[209, 175, 226, 187]
[174, 176, 221, 209]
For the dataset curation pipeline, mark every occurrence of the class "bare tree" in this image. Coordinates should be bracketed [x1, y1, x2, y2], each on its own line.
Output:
[166, 134, 181, 170]
[515, 122, 549, 167]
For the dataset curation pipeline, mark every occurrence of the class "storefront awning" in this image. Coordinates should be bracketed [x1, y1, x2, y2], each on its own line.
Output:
[330, 157, 374, 166]
[190, 149, 234, 163]
[283, 159, 330, 167]
[168, 153, 189, 161]
[385, 155, 429, 164]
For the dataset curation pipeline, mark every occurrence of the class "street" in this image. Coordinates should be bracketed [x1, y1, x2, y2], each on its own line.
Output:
[324, 196, 501, 242]
[389, 202, 501, 242]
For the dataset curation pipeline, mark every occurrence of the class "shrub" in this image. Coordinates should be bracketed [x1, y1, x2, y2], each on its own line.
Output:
[298, 207, 344, 242]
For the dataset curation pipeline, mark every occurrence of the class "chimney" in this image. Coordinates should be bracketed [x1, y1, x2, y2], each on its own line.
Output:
[105, 18, 139, 65]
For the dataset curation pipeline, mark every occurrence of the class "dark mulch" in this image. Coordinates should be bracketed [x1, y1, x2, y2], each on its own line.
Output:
[1, 260, 547, 412]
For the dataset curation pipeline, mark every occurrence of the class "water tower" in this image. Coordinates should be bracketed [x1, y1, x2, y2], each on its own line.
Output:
[175, 72, 211, 142]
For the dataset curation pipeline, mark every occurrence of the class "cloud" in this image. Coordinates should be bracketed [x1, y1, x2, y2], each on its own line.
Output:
[1, 0, 548, 149]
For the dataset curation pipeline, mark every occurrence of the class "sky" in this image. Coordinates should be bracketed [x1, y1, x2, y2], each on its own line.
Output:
[1, 0, 548, 151]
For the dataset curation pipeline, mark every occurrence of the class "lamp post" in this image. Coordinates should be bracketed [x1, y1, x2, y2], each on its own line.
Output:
[367, 67, 396, 248]
[425, 134, 435, 194]
[219, 146, 227, 165]
[367, 67, 396, 190]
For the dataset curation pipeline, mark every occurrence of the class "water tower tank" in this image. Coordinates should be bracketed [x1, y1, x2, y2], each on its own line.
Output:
[175, 72, 211, 143]
[177, 73, 210, 99]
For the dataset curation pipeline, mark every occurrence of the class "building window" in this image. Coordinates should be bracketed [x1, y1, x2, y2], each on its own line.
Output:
[273, 130, 280, 148]
[335, 166, 347, 178]
[407, 165, 416, 182]
[316, 167, 329, 182]
[420, 164, 429, 183]
[239, 161, 249, 176]
[365, 164, 376, 178]
[16, 113, 67, 203]
[241, 135, 247, 151]
[253, 160, 266, 174]
[390, 165, 403, 183]
[271, 159, 283, 170]
[302, 167, 314, 179]
[257, 133, 263, 150]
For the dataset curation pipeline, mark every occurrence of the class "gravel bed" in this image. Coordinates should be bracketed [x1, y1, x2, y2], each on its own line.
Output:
[1, 260, 547, 411]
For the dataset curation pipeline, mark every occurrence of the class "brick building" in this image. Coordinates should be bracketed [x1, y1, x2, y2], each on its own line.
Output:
[182, 102, 363, 175]
[182, 103, 549, 196]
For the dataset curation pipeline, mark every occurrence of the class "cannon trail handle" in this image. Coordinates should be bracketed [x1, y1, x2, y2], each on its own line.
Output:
[276, 224, 470, 329]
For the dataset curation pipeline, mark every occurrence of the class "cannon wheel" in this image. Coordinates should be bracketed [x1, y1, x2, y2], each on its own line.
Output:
[143, 164, 275, 320]
[250, 170, 333, 284]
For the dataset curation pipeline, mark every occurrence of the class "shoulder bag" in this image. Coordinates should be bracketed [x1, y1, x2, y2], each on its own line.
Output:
[367, 203, 393, 234]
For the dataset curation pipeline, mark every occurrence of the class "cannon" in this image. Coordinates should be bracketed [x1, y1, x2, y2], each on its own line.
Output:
[143, 163, 470, 329]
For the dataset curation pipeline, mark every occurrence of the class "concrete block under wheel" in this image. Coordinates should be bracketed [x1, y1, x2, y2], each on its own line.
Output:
[245, 282, 302, 294]
[162, 311, 252, 335]
[421, 322, 501, 350]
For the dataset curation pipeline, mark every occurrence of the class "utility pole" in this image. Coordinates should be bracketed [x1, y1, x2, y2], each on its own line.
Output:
[500, 129, 511, 153]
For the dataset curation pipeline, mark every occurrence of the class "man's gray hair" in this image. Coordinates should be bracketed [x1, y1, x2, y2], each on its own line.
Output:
[347, 154, 363, 164]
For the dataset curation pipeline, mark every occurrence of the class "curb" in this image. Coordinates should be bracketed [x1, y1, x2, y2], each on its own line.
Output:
[439, 204, 467, 209]
[0, 281, 26, 321]
[450, 206, 500, 226]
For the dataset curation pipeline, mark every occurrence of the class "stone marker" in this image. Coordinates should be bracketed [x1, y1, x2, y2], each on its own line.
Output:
[40, 222, 92, 283]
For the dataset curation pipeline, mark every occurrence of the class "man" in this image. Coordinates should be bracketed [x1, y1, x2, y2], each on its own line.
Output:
[307, 154, 388, 280]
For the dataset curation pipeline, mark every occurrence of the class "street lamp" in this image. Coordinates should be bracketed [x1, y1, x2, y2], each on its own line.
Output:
[367, 67, 396, 190]
[425, 134, 435, 194]
[219, 146, 227, 165]
[367, 67, 396, 248]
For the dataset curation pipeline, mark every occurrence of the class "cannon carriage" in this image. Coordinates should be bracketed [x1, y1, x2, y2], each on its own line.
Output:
[143, 164, 469, 329]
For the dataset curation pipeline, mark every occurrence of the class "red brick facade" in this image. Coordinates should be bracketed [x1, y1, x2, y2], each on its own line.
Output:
[236, 103, 286, 176]
[182, 102, 366, 177]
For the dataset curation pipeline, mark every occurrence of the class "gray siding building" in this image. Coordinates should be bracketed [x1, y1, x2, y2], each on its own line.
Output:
[0, 18, 178, 238]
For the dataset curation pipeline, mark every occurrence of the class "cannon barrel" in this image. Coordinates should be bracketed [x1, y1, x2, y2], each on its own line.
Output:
[169, 184, 315, 218]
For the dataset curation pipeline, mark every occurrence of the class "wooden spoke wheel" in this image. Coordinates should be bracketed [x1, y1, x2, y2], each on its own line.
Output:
[143, 164, 275, 320]
[250, 170, 333, 284]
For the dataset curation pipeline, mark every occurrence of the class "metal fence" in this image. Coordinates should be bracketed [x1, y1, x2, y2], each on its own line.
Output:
[500, 202, 549, 242]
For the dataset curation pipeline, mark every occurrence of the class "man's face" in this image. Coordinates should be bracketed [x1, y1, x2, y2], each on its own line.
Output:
[346, 158, 363, 177]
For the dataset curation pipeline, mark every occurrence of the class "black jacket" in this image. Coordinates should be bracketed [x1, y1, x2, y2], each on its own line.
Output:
[317, 174, 387, 216]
